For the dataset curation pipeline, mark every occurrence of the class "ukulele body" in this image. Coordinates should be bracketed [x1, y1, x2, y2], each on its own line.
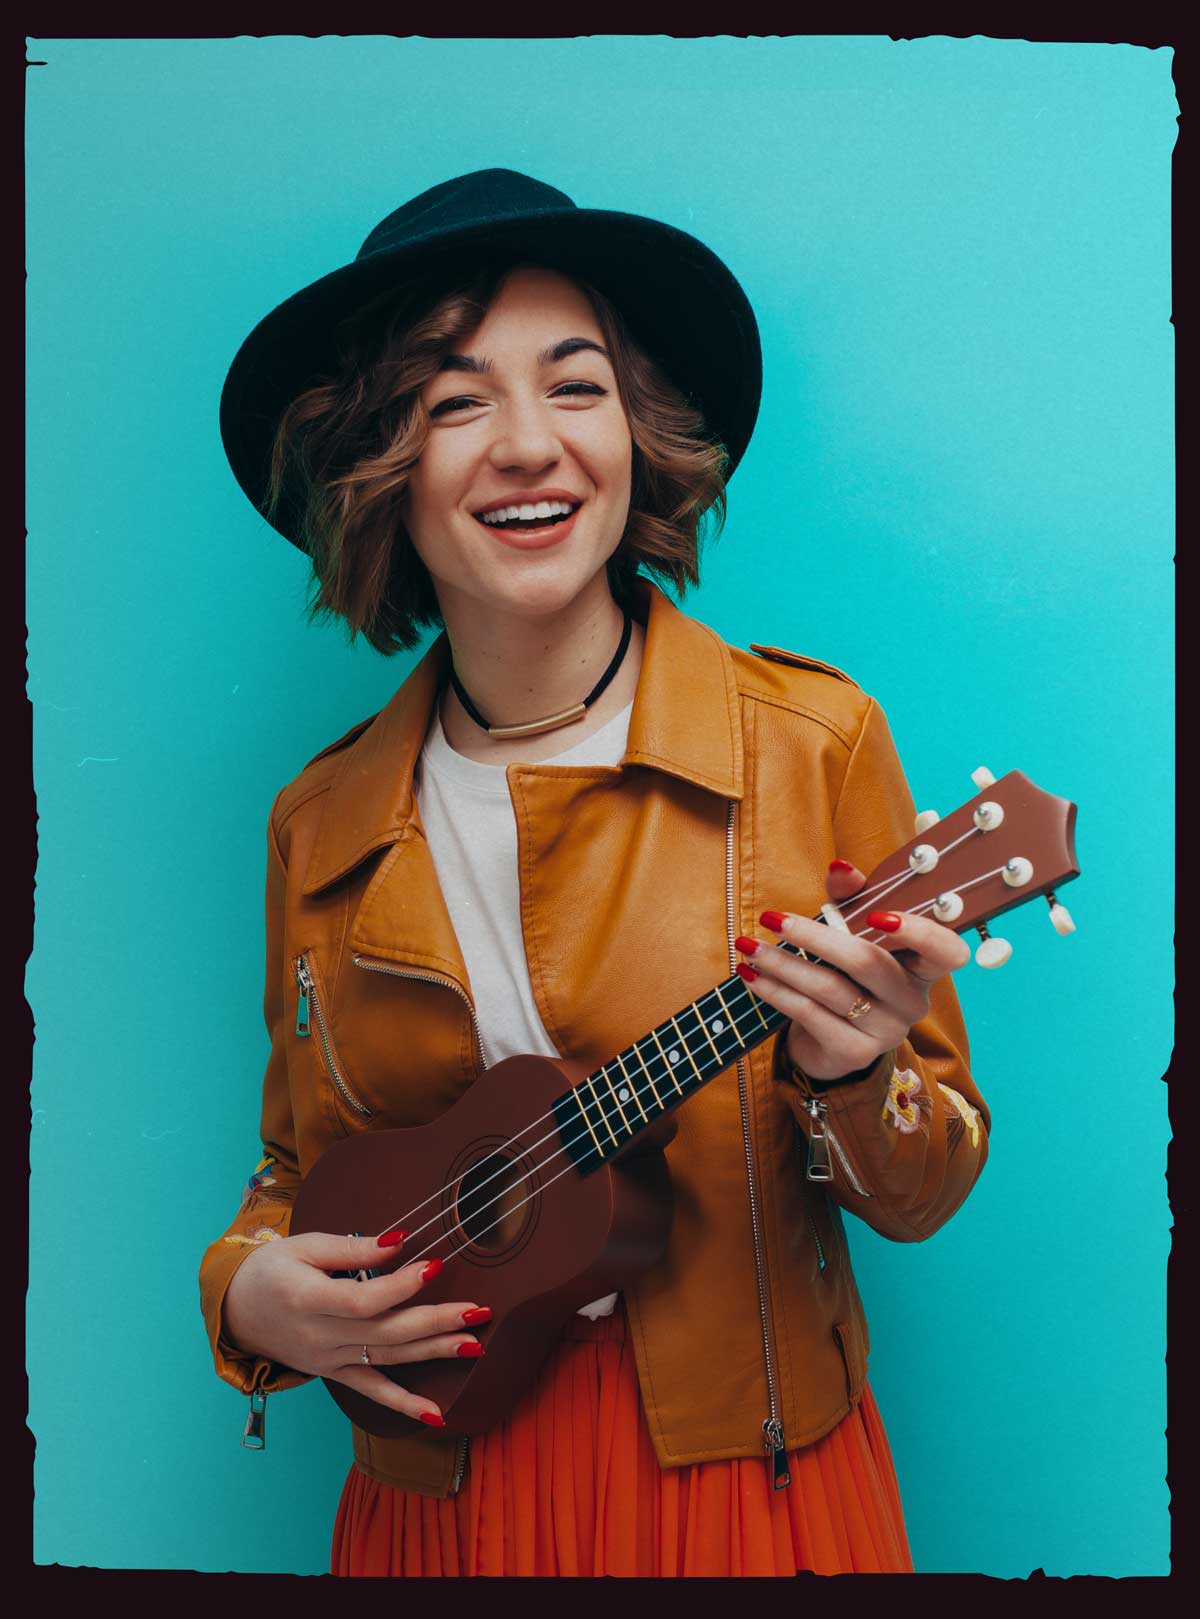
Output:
[288, 1053, 676, 1437]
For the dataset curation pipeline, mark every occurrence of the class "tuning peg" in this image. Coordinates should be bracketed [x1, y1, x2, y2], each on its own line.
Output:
[971, 766, 996, 789]
[974, 922, 1012, 968]
[1046, 890, 1076, 935]
[914, 809, 941, 834]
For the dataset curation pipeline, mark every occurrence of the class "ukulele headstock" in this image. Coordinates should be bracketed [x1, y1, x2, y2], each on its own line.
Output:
[848, 766, 1080, 966]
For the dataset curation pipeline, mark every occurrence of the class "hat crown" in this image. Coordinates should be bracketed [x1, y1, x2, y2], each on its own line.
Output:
[358, 168, 577, 262]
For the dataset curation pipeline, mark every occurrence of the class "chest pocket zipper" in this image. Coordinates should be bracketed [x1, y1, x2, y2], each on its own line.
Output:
[294, 954, 374, 1119]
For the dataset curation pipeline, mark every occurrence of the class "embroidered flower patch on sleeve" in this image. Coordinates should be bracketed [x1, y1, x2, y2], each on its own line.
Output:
[241, 1153, 279, 1208]
[937, 1083, 982, 1149]
[222, 1227, 282, 1249]
[882, 1067, 933, 1134]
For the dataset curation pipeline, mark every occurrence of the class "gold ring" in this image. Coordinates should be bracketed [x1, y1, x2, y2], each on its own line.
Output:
[846, 996, 872, 1022]
[361, 1345, 371, 1366]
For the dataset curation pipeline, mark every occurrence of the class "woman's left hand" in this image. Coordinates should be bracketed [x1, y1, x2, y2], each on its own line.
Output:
[735, 860, 972, 1083]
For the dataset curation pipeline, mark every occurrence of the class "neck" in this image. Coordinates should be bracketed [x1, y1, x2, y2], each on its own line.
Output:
[438, 576, 644, 757]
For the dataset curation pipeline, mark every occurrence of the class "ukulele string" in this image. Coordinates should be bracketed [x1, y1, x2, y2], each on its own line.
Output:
[384, 855, 1010, 1268]
[369, 819, 990, 1245]
[369, 826, 992, 1249]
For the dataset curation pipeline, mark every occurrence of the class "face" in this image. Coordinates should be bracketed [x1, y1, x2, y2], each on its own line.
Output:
[399, 264, 633, 629]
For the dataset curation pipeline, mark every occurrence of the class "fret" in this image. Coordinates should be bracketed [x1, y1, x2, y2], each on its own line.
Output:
[667, 1015, 705, 1085]
[648, 1027, 687, 1096]
[609, 1054, 649, 1123]
[582, 1071, 620, 1148]
[599, 1062, 634, 1135]
[617, 1047, 660, 1113]
[711, 982, 745, 1047]
[691, 999, 724, 1067]
[570, 1089, 603, 1160]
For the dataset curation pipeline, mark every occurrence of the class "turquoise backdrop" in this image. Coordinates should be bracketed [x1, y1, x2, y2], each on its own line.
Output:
[27, 36, 1174, 1576]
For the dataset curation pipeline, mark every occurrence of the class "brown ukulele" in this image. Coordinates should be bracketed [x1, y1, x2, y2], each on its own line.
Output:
[288, 765, 1079, 1437]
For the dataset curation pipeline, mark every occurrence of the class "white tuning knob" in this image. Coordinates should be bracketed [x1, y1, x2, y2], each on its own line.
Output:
[1048, 900, 1076, 936]
[975, 935, 1013, 968]
[821, 901, 850, 932]
[1002, 857, 1034, 887]
[971, 766, 996, 789]
[914, 809, 941, 834]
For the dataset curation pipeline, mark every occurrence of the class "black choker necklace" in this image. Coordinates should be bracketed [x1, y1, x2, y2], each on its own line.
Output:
[449, 609, 634, 739]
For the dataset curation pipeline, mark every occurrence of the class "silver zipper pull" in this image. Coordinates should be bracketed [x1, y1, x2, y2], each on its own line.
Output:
[242, 1389, 267, 1450]
[295, 959, 311, 1037]
[763, 1416, 791, 1489]
[805, 1097, 833, 1183]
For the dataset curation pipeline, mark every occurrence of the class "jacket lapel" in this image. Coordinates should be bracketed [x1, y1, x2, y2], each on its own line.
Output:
[298, 577, 744, 986]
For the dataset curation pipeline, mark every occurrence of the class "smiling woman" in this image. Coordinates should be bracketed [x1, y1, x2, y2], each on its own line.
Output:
[260, 257, 728, 662]
[206, 168, 989, 1578]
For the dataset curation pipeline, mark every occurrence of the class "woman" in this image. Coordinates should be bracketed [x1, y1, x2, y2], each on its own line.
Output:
[202, 169, 989, 1577]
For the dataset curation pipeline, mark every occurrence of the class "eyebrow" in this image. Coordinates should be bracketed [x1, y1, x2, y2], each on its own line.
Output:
[437, 336, 611, 375]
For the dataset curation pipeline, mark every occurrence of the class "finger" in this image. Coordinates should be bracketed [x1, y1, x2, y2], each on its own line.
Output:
[364, 1299, 492, 1343]
[327, 1364, 444, 1426]
[756, 908, 918, 1006]
[349, 1330, 485, 1368]
[825, 858, 868, 905]
[854, 909, 972, 981]
[738, 968, 884, 1073]
[291, 1228, 413, 1277]
[306, 1249, 465, 1321]
[739, 935, 924, 1028]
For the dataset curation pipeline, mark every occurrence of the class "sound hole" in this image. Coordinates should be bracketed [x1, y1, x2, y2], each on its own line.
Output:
[455, 1150, 533, 1253]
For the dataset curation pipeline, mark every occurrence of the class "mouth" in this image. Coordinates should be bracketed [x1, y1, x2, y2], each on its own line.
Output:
[472, 500, 583, 549]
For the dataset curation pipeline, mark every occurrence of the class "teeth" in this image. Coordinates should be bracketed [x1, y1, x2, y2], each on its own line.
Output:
[478, 500, 578, 525]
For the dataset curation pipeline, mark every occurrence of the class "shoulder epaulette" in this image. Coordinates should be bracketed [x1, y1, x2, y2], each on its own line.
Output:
[301, 712, 378, 771]
[748, 643, 862, 689]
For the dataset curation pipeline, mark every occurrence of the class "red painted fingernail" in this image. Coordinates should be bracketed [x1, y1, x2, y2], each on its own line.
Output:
[418, 1411, 445, 1426]
[457, 1341, 485, 1357]
[759, 910, 787, 932]
[461, 1307, 492, 1325]
[735, 962, 760, 982]
[734, 934, 760, 955]
[867, 911, 903, 932]
[421, 1258, 443, 1281]
[376, 1229, 408, 1249]
[829, 859, 855, 873]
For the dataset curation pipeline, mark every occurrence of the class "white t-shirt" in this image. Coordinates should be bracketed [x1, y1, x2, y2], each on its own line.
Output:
[415, 695, 636, 1319]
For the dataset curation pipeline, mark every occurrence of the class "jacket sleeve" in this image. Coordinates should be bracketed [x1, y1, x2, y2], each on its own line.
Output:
[196, 796, 314, 1396]
[769, 695, 991, 1243]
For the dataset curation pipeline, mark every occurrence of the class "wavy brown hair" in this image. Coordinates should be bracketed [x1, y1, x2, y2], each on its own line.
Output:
[262, 256, 730, 654]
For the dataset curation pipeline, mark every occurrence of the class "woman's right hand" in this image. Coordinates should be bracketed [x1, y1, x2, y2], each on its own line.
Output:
[221, 1231, 488, 1425]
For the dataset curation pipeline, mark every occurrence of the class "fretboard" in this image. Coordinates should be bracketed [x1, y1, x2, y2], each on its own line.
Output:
[552, 936, 817, 1173]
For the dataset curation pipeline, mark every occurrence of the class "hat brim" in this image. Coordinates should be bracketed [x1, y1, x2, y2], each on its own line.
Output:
[219, 207, 761, 551]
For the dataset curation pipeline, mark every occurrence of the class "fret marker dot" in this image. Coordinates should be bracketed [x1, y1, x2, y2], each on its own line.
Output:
[711, 1018, 725, 1034]
[618, 1087, 631, 1103]
[668, 1048, 681, 1064]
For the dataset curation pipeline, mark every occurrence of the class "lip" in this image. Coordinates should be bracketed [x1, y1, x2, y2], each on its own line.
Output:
[472, 488, 584, 513]
[474, 503, 582, 551]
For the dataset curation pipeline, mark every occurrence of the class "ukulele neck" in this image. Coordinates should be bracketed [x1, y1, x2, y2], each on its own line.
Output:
[552, 939, 815, 1174]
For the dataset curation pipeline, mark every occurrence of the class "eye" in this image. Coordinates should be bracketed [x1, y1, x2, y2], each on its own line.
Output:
[428, 382, 608, 419]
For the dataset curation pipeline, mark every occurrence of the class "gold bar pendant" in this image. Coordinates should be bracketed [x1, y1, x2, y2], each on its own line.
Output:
[487, 703, 588, 739]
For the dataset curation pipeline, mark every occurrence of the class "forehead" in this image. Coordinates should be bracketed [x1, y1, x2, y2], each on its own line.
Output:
[474, 263, 600, 330]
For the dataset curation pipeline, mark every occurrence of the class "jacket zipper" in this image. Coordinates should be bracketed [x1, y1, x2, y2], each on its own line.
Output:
[352, 953, 485, 1497]
[805, 1207, 827, 1272]
[294, 955, 374, 1119]
[726, 799, 790, 1491]
[804, 1096, 873, 1197]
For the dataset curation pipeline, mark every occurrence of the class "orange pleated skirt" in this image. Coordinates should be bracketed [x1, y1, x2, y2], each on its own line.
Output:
[331, 1297, 914, 1577]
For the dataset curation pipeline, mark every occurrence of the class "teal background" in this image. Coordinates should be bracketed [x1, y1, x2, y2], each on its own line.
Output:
[27, 37, 1174, 1575]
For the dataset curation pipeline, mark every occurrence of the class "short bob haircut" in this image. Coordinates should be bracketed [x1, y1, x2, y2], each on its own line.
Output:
[262, 257, 730, 655]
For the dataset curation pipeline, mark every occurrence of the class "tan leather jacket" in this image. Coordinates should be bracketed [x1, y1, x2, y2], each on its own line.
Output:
[199, 575, 990, 1498]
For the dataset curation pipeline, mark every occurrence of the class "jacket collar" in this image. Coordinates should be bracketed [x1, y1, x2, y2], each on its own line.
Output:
[301, 576, 743, 896]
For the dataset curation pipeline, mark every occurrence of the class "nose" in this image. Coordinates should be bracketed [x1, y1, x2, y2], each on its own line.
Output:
[486, 391, 563, 474]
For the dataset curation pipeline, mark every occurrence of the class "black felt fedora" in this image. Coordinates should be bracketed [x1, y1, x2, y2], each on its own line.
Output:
[219, 167, 762, 551]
